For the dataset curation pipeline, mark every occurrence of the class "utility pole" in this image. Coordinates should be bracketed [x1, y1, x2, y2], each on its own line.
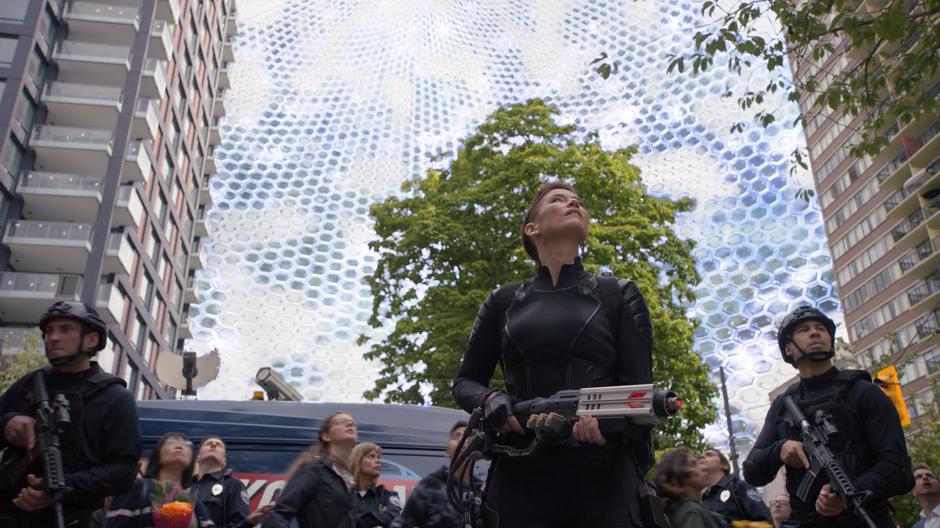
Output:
[719, 366, 740, 475]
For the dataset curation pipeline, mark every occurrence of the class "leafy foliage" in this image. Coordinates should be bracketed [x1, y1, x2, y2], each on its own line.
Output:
[361, 98, 717, 447]
[647, 0, 940, 159]
[0, 330, 46, 393]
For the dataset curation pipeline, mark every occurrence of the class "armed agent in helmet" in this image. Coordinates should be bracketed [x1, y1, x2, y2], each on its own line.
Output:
[743, 306, 914, 527]
[0, 301, 141, 528]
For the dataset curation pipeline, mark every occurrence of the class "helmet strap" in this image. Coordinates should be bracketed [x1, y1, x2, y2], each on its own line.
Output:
[790, 340, 834, 363]
[46, 327, 90, 367]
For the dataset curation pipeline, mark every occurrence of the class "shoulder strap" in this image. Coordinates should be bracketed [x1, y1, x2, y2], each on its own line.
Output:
[82, 370, 126, 398]
[835, 369, 871, 385]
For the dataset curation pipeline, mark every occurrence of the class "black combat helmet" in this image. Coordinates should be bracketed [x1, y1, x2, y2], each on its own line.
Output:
[777, 306, 836, 366]
[39, 301, 109, 361]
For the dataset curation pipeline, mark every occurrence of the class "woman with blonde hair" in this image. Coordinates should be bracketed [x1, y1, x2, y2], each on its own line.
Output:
[349, 442, 401, 528]
[264, 410, 359, 528]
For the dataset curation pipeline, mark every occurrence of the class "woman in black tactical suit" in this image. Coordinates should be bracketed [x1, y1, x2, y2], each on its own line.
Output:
[451, 181, 655, 528]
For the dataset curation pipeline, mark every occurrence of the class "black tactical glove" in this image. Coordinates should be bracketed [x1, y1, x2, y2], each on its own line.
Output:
[484, 392, 515, 430]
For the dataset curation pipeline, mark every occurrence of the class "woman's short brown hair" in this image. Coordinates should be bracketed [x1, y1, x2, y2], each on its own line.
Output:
[651, 447, 697, 508]
[521, 180, 577, 262]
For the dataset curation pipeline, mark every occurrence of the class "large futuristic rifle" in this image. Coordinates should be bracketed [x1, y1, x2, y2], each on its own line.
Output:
[448, 384, 680, 528]
[488, 384, 681, 457]
[32, 372, 72, 528]
[781, 395, 876, 528]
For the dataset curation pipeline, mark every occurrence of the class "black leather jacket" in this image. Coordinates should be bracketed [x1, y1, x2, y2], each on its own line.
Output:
[452, 260, 653, 436]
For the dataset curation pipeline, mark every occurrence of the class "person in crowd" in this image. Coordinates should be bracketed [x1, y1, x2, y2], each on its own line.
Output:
[770, 494, 791, 528]
[700, 448, 772, 523]
[0, 301, 140, 528]
[652, 447, 727, 528]
[743, 306, 915, 527]
[106, 432, 214, 527]
[911, 464, 940, 528]
[262, 410, 358, 528]
[193, 436, 271, 527]
[349, 442, 400, 528]
[391, 421, 478, 528]
[451, 181, 657, 527]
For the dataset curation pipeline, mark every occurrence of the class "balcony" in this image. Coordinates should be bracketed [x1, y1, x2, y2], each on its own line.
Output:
[52, 40, 130, 85]
[212, 88, 226, 117]
[149, 20, 173, 61]
[141, 58, 168, 99]
[103, 232, 134, 275]
[205, 146, 216, 174]
[915, 310, 940, 339]
[179, 308, 193, 339]
[123, 140, 152, 182]
[907, 271, 940, 306]
[3, 220, 92, 274]
[96, 280, 126, 325]
[225, 10, 236, 37]
[222, 37, 234, 62]
[194, 205, 210, 237]
[132, 98, 160, 139]
[113, 184, 144, 228]
[189, 238, 204, 269]
[891, 208, 926, 245]
[218, 62, 231, 89]
[199, 175, 212, 205]
[42, 82, 122, 129]
[155, 0, 180, 24]
[0, 272, 82, 324]
[17, 171, 103, 223]
[30, 125, 113, 175]
[62, 1, 139, 44]
[910, 120, 940, 173]
[209, 116, 221, 145]
[184, 272, 199, 303]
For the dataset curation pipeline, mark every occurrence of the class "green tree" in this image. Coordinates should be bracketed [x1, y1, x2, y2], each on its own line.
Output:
[360, 98, 717, 448]
[0, 329, 45, 393]
[627, 0, 939, 163]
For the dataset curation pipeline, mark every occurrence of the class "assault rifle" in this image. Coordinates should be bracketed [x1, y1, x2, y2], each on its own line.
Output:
[32, 372, 72, 528]
[781, 395, 876, 528]
[448, 384, 680, 528]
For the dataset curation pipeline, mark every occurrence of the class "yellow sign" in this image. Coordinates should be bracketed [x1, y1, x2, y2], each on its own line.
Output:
[876, 365, 910, 427]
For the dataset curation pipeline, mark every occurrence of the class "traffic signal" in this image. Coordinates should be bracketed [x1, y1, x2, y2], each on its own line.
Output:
[875, 365, 910, 427]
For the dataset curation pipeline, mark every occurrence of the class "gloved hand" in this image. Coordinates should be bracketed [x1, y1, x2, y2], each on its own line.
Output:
[484, 392, 523, 434]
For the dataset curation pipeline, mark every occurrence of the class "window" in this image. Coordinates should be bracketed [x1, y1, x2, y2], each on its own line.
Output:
[134, 314, 147, 351]
[0, 37, 19, 68]
[141, 272, 154, 305]
[160, 148, 174, 181]
[168, 116, 180, 147]
[172, 278, 183, 308]
[0, 0, 30, 23]
[25, 47, 47, 90]
[150, 295, 164, 328]
[156, 191, 168, 223]
[147, 227, 160, 261]
[1, 135, 24, 182]
[13, 90, 35, 136]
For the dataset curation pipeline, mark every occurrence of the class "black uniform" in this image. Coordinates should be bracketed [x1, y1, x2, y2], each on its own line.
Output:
[193, 469, 251, 528]
[0, 363, 141, 528]
[743, 367, 914, 528]
[352, 483, 401, 528]
[390, 465, 479, 528]
[262, 458, 354, 528]
[452, 260, 653, 528]
[702, 474, 772, 523]
[106, 477, 216, 527]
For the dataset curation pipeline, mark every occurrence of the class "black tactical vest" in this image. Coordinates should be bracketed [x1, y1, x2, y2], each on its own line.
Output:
[779, 370, 872, 498]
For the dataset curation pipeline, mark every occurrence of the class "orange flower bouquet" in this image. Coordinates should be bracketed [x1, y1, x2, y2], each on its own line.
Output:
[151, 480, 196, 528]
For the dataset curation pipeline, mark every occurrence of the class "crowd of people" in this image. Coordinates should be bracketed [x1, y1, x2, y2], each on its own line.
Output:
[0, 181, 934, 528]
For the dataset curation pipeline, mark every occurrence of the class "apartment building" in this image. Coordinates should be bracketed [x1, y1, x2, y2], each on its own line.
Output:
[0, 0, 233, 398]
[795, 9, 940, 423]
